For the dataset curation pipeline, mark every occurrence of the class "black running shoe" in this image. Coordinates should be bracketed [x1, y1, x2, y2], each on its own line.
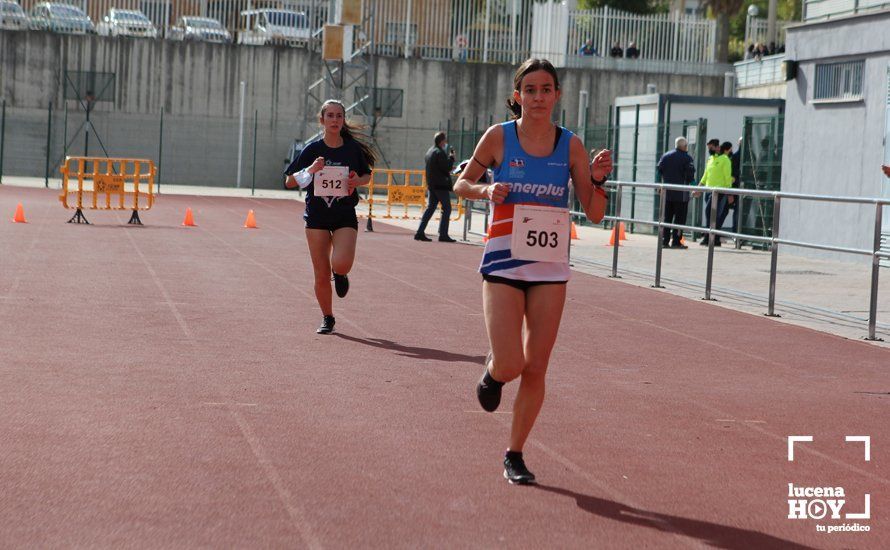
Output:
[476, 353, 503, 412]
[504, 452, 536, 485]
[332, 272, 349, 298]
[316, 315, 335, 334]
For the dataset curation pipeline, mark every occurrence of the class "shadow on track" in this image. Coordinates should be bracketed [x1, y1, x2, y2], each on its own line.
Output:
[333, 333, 486, 364]
[534, 484, 815, 550]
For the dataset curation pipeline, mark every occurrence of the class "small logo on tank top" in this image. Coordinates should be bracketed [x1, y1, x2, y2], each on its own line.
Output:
[508, 158, 525, 168]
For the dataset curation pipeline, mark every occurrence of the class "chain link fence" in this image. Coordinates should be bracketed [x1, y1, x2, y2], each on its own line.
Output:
[0, 100, 301, 191]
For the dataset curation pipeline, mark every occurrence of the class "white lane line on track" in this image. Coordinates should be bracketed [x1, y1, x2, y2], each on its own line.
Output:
[117, 210, 322, 550]
[211, 198, 705, 547]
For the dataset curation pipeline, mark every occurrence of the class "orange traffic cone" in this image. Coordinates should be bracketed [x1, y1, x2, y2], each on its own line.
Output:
[244, 210, 257, 229]
[618, 221, 628, 240]
[607, 226, 621, 246]
[182, 207, 196, 227]
[12, 203, 26, 223]
[570, 222, 579, 240]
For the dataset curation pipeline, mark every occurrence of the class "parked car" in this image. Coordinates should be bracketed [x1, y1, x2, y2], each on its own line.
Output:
[0, 0, 27, 30]
[167, 16, 231, 44]
[29, 2, 95, 34]
[96, 9, 157, 38]
[238, 9, 310, 46]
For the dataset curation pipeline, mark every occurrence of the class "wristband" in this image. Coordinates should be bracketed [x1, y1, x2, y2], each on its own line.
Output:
[591, 175, 607, 187]
[294, 169, 313, 189]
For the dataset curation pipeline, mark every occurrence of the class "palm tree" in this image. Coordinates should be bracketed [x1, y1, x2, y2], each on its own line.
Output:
[702, 0, 745, 62]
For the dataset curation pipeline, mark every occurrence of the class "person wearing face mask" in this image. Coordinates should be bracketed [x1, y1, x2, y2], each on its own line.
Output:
[414, 132, 457, 242]
[695, 139, 733, 246]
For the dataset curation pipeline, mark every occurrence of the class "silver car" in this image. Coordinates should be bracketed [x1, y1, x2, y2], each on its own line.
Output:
[29, 2, 95, 34]
[97, 9, 157, 38]
[0, 1, 27, 30]
[167, 16, 231, 44]
[239, 9, 310, 46]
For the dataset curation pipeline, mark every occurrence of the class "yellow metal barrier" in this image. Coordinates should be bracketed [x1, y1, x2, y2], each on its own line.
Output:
[363, 168, 464, 224]
[59, 157, 156, 225]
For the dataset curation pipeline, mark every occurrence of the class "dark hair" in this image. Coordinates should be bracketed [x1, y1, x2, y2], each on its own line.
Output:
[720, 141, 733, 153]
[707, 138, 720, 147]
[434, 131, 447, 146]
[320, 100, 377, 167]
[506, 58, 560, 120]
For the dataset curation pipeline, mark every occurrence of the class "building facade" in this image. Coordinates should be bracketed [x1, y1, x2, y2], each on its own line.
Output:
[780, 8, 890, 261]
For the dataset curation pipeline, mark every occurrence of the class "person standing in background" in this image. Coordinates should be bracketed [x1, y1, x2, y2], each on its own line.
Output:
[415, 132, 457, 242]
[656, 137, 695, 248]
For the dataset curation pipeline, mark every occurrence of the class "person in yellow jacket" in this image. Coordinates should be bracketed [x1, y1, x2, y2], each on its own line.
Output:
[696, 140, 734, 246]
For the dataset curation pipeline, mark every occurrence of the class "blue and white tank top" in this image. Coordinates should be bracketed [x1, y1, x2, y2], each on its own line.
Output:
[479, 121, 572, 282]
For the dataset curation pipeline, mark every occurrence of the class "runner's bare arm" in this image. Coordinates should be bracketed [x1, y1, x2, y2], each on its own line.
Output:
[349, 171, 371, 187]
[286, 156, 327, 189]
[569, 136, 610, 224]
[454, 125, 508, 203]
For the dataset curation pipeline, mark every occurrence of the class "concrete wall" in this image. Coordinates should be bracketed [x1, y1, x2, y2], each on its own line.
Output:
[781, 11, 890, 263]
[737, 83, 786, 99]
[0, 30, 723, 187]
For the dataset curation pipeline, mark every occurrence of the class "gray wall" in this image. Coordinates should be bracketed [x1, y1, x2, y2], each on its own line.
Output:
[781, 11, 890, 263]
[0, 30, 723, 187]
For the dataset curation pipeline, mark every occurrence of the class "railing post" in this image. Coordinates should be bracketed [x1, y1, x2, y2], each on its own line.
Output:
[251, 109, 258, 197]
[653, 186, 666, 288]
[610, 184, 622, 279]
[630, 104, 640, 232]
[158, 109, 164, 193]
[462, 199, 470, 242]
[766, 196, 781, 317]
[866, 202, 883, 341]
[704, 188, 718, 301]
[45, 101, 52, 189]
[0, 99, 5, 184]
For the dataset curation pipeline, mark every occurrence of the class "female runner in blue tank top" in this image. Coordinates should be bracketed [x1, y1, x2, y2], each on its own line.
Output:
[454, 59, 611, 485]
[285, 100, 376, 334]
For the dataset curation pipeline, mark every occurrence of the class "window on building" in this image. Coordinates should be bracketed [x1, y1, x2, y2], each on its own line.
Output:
[813, 60, 864, 102]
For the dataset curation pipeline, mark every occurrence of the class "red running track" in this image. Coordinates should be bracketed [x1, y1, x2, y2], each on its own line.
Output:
[1, 186, 888, 549]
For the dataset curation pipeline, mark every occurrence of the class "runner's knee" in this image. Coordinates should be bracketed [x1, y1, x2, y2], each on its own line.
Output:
[331, 257, 352, 275]
[491, 351, 524, 382]
[520, 363, 548, 385]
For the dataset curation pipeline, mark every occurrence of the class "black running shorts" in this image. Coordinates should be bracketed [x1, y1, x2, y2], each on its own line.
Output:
[304, 208, 359, 232]
[482, 274, 567, 292]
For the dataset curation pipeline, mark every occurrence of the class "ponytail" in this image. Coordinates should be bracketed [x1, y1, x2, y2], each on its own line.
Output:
[340, 122, 377, 168]
[505, 97, 522, 120]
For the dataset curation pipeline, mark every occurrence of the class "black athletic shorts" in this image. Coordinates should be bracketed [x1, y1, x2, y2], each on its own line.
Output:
[482, 274, 567, 292]
[304, 208, 358, 232]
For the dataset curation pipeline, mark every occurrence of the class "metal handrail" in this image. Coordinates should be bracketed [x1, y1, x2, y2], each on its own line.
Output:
[602, 180, 889, 341]
[462, 199, 490, 241]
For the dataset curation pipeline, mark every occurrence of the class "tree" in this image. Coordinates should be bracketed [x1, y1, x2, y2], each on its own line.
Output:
[729, 0, 800, 46]
[701, 0, 746, 62]
[577, 0, 666, 14]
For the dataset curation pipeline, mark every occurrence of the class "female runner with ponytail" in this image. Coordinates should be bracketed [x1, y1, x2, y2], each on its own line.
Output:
[285, 100, 377, 334]
[454, 59, 612, 484]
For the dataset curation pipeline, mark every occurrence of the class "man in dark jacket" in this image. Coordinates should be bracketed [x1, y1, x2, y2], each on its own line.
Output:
[415, 132, 456, 242]
[656, 136, 696, 248]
